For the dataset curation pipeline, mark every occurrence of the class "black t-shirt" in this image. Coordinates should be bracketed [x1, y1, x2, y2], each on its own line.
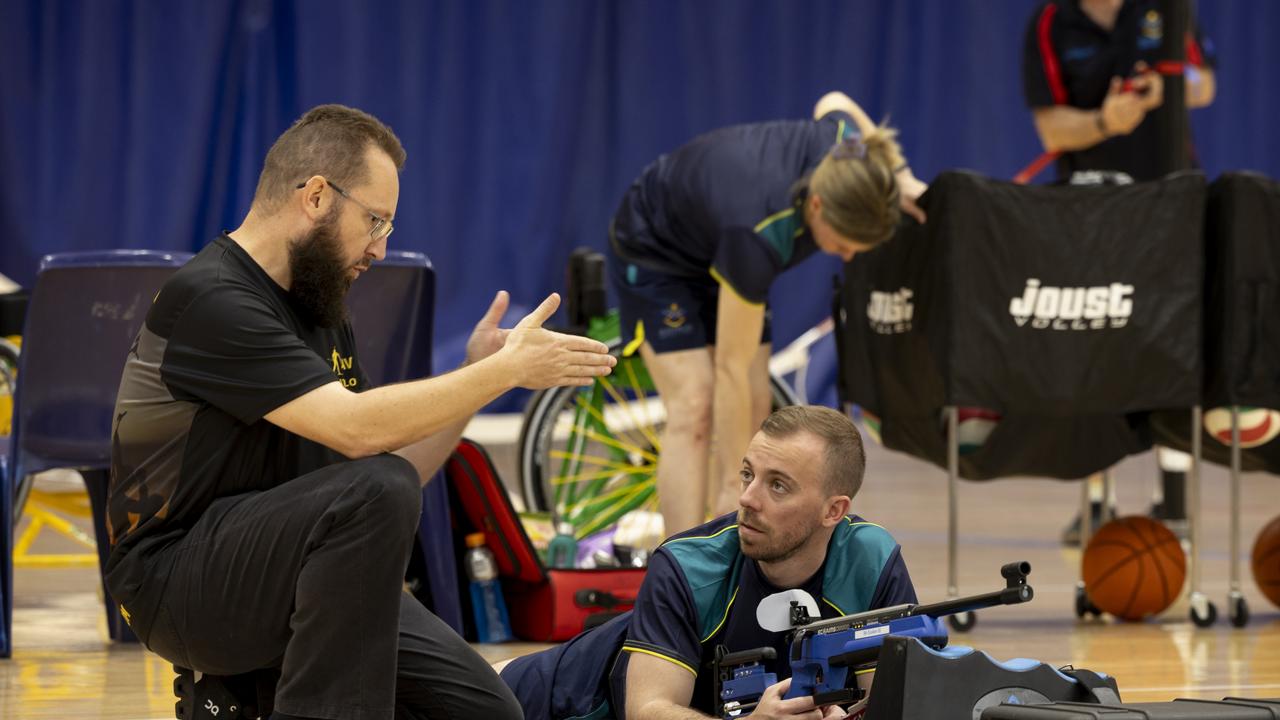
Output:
[1022, 0, 1216, 181]
[610, 112, 859, 304]
[105, 233, 367, 607]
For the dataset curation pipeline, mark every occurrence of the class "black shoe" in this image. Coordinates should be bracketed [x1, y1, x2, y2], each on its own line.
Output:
[1060, 501, 1111, 547]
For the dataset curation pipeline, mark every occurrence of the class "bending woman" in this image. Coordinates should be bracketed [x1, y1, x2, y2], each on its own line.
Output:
[607, 91, 927, 537]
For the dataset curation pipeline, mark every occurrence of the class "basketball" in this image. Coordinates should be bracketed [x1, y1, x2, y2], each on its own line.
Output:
[1252, 515, 1280, 610]
[1203, 406, 1280, 448]
[1082, 516, 1186, 621]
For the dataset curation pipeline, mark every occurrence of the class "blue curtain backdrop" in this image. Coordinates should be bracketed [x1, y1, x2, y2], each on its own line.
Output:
[2, 0, 1276, 407]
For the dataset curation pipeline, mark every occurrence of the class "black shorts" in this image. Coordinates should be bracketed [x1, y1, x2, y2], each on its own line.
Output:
[607, 251, 772, 356]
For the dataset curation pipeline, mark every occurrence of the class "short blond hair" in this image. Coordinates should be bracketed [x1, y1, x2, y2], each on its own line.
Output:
[759, 405, 866, 498]
[808, 124, 903, 247]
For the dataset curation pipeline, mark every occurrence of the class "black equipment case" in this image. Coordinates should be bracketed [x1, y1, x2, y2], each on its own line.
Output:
[981, 697, 1280, 719]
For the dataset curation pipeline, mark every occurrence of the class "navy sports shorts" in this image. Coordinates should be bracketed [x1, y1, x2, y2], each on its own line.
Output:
[607, 254, 771, 355]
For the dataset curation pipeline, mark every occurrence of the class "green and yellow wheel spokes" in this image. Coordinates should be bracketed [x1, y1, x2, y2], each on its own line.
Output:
[548, 370, 664, 538]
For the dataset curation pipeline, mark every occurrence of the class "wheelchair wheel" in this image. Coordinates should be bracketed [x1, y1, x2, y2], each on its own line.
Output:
[518, 340, 798, 539]
[1, 337, 18, 468]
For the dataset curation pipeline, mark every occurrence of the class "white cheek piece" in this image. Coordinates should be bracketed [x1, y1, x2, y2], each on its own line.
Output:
[756, 589, 820, 633]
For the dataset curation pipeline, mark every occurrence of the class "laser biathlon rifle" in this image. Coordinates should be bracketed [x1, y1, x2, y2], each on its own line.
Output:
[714, 561, 1034, 718]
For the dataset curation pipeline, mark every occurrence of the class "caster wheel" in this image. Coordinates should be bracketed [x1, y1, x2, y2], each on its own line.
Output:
[1229, 596, 1249, 628]
[1074, 586, 1103, 619]
[1190, 600, 1218, 628]
[949, 611, 977, 632]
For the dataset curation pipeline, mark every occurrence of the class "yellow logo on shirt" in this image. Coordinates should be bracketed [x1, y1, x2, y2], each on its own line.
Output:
[662, 303, 687, 329]
[1141, 10, 1163, 41]
[331, 348, 359, 388]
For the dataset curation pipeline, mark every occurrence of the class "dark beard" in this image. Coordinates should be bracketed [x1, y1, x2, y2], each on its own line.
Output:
[287, 211, 352, 327]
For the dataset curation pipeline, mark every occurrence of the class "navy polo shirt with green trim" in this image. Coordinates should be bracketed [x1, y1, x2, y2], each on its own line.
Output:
[610, 111, 860, 304]
[617, 512, 916, 716]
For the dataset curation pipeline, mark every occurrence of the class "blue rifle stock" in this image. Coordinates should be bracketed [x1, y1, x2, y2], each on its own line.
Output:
[715, 561, 1034, 717]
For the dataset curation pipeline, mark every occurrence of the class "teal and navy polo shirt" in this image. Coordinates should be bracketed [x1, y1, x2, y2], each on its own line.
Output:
[618, 512, 916, 715]
[499, 512, 916, 719]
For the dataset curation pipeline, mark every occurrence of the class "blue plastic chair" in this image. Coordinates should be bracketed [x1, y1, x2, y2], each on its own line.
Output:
[346, 250, 436, 386]
[2, 249, 193, 657]
[344, 251, 464, 632]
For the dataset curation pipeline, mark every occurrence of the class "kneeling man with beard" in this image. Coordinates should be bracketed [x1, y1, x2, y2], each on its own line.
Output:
[498, 405, 917, 720]
[106, 104, 616, 720]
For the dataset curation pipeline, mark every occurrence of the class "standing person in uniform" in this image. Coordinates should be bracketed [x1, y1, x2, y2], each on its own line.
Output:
[1023, 0, 1216, 183]
[106, 104, 616, 720]
[1023, 0, 1217, 544]
[499, 405, 917, 720]
[609, 91, 928, 538]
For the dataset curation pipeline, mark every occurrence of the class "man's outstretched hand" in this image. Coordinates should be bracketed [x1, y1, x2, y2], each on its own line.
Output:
[464, 290, 514, 365]
[486, 292, 616, 389]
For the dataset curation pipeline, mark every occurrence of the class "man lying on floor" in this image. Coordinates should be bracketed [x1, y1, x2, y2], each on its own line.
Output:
[497, 405, 918, 720]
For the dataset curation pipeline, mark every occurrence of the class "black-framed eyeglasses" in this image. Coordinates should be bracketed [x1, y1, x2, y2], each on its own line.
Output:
[296, 178, 394, 240]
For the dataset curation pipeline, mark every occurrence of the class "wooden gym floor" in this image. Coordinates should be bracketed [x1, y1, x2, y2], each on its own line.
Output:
[3, 434, 1278, 719]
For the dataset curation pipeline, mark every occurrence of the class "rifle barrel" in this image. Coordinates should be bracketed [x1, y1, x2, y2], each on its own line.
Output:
[912, 584, 1033, 619]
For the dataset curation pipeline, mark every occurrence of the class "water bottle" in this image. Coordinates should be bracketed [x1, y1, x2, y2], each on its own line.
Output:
[464, 532, 513, 643]
[546, 522, 578, 569]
